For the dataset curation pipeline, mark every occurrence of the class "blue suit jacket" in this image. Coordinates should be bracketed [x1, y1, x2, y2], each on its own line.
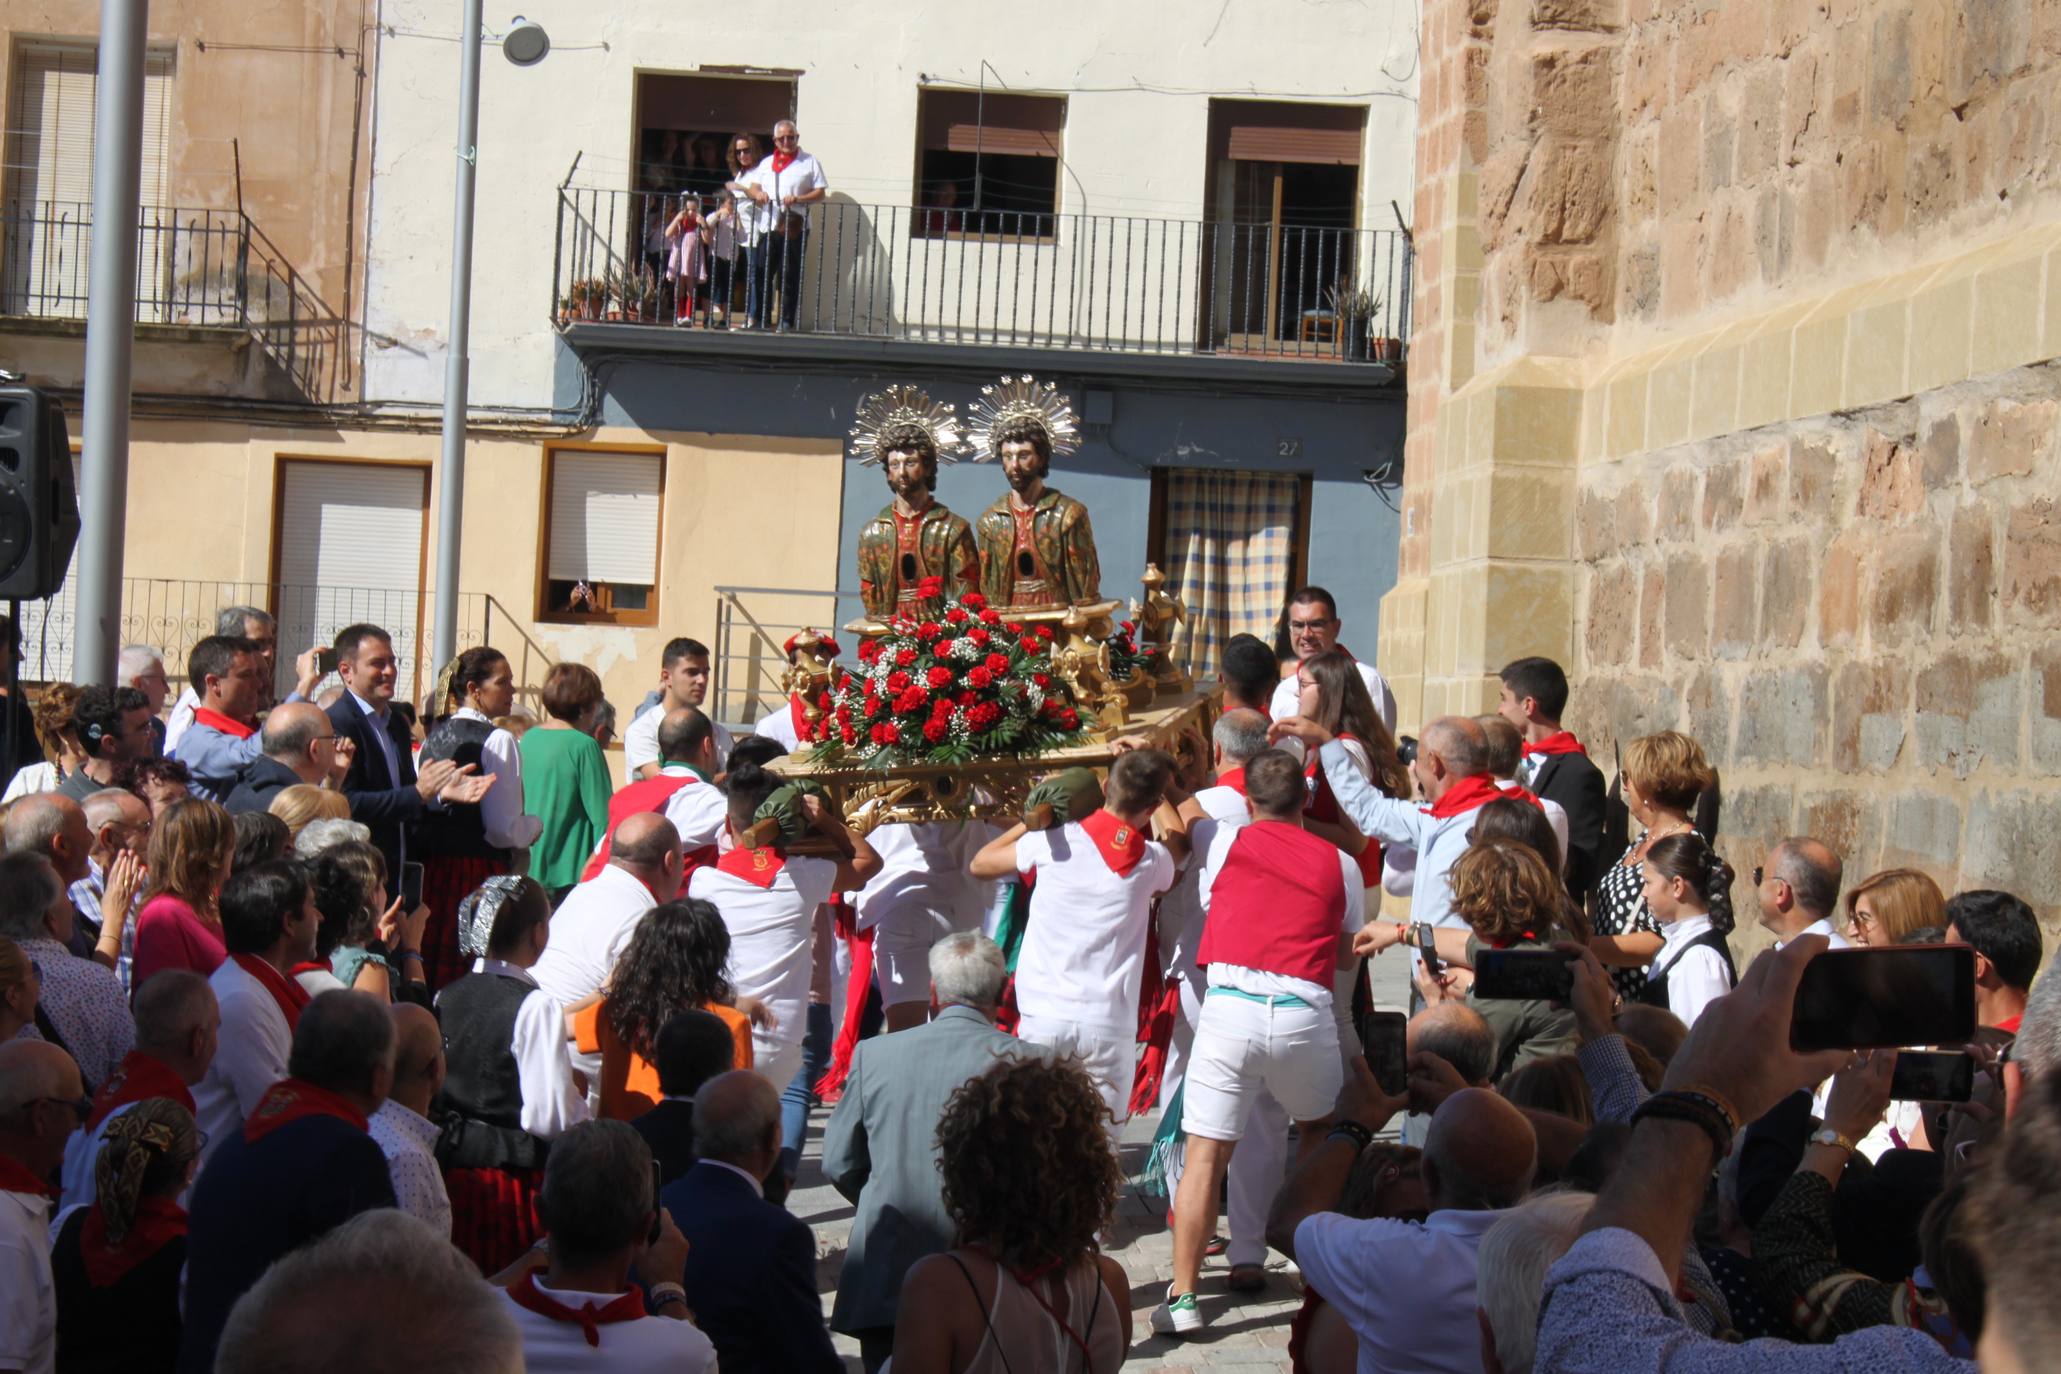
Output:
[326, 692, 425, 877]
[661, 1159, 841, 1374]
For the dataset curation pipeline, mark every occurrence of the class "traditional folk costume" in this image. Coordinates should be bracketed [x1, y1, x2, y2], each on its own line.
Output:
[847, 384, 980, 622]
[434, 878, 590, 1273]
[966, 375, 1102, 610]
[418, 704, 543, 992]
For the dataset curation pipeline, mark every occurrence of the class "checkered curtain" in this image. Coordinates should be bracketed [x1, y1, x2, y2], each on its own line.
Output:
[1162, 468, 1300, 679]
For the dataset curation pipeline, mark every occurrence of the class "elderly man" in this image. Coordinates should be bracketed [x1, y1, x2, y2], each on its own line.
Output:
[368, 1003, 452, 1239]
[664, 1070, 840, 1373]
[60, 685, 155, 802]
[1270, 1081, 1537, 1374]
[118, 644, 172, 754]
[180, 990, 399, 1374]
[0, 1039, 88, 1374]
[1755, 836, 1848, 950]
[72, 787, 151, 987]
[1410, 1002, 1499, 1089]
[0, 848, 131, 1091]
[824, 933, 1049, 1370]
[1476, 1193, 1591, 1374]
[737, 120, 828, 331]
[224, 701, 349, 815]
[532, 812, 683, 1014]
[1268, 585, 1397, 732]
[60, 968, 217, 1212]
[5, 791, 105, 960]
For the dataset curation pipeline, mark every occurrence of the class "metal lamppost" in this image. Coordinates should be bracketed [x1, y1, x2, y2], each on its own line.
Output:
[431, 13, 549, 671]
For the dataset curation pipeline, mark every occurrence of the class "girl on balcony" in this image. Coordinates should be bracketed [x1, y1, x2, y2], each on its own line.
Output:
[664, 197, 707, 327]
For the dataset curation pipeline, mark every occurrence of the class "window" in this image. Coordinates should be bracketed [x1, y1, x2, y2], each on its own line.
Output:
[273, 459, 431, 702]
[1148, 467, 1309, 678]
[539, 447, 664, 625]
[914, 90, 1064, 238]
[632, 72, 796, 198]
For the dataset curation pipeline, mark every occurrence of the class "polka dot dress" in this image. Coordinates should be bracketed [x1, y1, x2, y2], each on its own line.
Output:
[1594, 836, 1664, 1001]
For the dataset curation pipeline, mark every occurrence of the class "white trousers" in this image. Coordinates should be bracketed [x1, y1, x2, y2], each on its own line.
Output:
[1016, 1013, 1134, 1150]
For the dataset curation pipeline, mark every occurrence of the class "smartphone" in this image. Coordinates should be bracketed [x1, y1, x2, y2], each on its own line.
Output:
[1472, 949, 1576, 1002]
[1789, 946, 1975, 1051]
[647, 1161, 664, 1244]
[315, 647, 338, 675]
[1414, 924, 1443, 978]
[1359, 1010, 1408, 1096]
[400, 861, 425, 912]
[1889, 1050, 1976, 1103]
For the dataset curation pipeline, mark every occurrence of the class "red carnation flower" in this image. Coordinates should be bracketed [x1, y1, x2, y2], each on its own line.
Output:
[841, 724, 857, 744]
[864, 697, 883, 720]
[967, 627, 991, 647]
[923, 718, 950, 744]
[816, 691, 832, 709]
[917, 621, 942, 641]
[1041, 696, 1064, 716]
[932, 696, 954, 718]
[961, 592, 988, 611]
[857, 640, 881, 663]
[886, 669, 912, 693]
[893, 687, 929, 715]
[1018, 636, 1040, 653]
[926, 666, 954, 689]
[918, 576, 945, 599]
[979, 609, 1002, 626]
[1058, 708, 1079, 730]
[957, 690, 978, 707]
[895, 646, 918, 668]
[968, 702, 1002, 731]
[1033, 672, 1050, 688]
[1036, 624, 1054, 640]
[945, 607, 969, 626]
[1005, 621, 1023, 635]
[966, 667, 993, 690]
[877, 721, 901, 745]
[1120, 620, 1136, 634]
[984, 652, 1011, 675]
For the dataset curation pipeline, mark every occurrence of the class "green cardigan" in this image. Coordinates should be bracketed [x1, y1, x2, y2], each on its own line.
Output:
[519, 726, 613, 890]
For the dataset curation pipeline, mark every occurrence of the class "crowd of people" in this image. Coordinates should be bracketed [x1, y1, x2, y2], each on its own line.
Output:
[0, 588, 2054, 1374]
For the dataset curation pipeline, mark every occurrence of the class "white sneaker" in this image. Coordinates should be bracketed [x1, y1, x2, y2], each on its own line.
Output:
[1149, 1286, 1203, 1336]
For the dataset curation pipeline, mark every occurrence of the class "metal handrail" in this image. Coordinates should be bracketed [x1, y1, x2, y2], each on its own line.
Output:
[711, 584, 856, 726]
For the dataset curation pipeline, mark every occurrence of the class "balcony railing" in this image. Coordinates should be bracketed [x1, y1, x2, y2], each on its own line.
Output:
[554, 188, 1410, 367]
[0, 199, 338, 397]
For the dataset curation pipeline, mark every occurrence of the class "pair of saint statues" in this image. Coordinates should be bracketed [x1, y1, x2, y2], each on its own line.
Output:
[851, 376, 1102, 621]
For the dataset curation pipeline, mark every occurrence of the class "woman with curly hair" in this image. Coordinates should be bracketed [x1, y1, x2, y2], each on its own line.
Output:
[891, 1055, 1132, 1373]
[3, 680, 84, 799]
[131, 797, 237, 986]
[572, 898, 755, 1121]
[307, 838, 428, 1003]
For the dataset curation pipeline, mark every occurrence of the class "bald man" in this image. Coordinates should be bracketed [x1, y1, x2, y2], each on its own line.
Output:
[76, 786, 153, 986]
[0, 1040, 87, 1374]
[368, 1003, 452, 1239]
[1281, 1086, 1536, 1374]
[1755, 836, 1848, 950]
[533, 811, 683, 1011]
[60, 969, 218, 1213]
[5, 792, 92, 887]
[225, 701, 348, 815]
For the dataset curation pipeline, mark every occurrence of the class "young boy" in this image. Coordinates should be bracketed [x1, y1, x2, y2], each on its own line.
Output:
[970, 748, 1189, 1142]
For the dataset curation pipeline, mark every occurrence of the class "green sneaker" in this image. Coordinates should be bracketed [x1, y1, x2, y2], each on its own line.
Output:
[1150, 1286, 1203, 1336]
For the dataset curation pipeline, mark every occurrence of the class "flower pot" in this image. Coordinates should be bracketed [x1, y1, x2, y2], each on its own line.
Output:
[1372, 336, 1404, 362]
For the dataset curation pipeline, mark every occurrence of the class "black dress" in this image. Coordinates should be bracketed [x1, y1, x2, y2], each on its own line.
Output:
[51, 1207, 186, 1373]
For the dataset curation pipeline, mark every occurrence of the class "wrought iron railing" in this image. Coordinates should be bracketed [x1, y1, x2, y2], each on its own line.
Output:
[711, 584, 860, 727]
[555, 189, 1411, 366]
[0, 199, 339, 397]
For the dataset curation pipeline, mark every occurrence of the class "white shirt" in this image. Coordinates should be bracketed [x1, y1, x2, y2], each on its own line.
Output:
[531, 865, 659, 1009]
[1295, 1206, 1508, 1374]
[162, 685, 200, 751]
[369, 1098, 452, 1239]
[1496, 777, 1571, 875]
[1161, 784, 1253, 977]
[688, 855, 839, 1050]
[853, 821, 996, 935]
[754, 705, 801, 752]
[1649, 913, 1732, 1027]
[503, 1280, 718, 1374]
[1775, 916, 1852, 951]
[1010, 822, 1177, 1033]
[0, 1187, 55, 1374]
[699, 1157, 765, 1197]
[192, 957, 292, 1161]
[1318, 741, 1479, 937]
[1270, 655, 1398, 734]
[2, 762, 58, 802]
[735, 150, 828, 243]
[449, 706, 544, 849]
[59, 1103, 131, 1215]
[624, 706, 735, 778]
[349, 688, 402, 785]
[659, 774, 730, 856]
[472, 958, 591, 1139]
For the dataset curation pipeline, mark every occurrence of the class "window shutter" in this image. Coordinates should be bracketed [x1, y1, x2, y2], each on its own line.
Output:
[274, 461, 428, 696]
[548, 451, 663, 585]
[5, 43, 172, 209]
[920, 92, 1064, 157]
[1213, 101, 1365, 167]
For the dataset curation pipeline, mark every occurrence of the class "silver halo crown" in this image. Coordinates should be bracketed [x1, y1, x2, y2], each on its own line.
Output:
[966, 375, 1080, 463]
[847, 384, 966, 466]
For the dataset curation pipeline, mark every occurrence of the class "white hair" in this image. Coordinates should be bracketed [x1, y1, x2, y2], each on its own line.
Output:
[928, 931, 1007, 1010]
[294, 817, 371, 859]
[117, 645, 163, 682]
[217, 1209, 521, 1374]
[1476, 1191, 1591, 1374]
[2019, 963, 2061, 1080]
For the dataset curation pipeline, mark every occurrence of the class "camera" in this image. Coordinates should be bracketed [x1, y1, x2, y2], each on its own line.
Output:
[1396, 735, 1418, 766]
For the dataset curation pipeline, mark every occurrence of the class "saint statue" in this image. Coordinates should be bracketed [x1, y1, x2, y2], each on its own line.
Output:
[968, 376, 1102, 610]
[849, 384, 980, 622]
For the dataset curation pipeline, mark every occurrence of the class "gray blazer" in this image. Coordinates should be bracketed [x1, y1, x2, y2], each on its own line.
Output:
[822, 1003, 1050, 1334]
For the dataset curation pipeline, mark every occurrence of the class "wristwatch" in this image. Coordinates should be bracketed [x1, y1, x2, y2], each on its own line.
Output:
[1808, 1127, 1858, 1153]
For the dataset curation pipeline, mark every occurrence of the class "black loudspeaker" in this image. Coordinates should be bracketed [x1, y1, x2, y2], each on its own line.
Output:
[0, 386, 81, 600]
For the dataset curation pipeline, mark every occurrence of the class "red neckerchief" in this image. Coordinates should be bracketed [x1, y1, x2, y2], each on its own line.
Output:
[716, 844, 787, 889]
[1488, 931, 1542, 950]
[85, 1051, 196, 1132]
[1997, 1014, 2024, 1034]
[79, 1195, 186, 1287]
[771, 150, 798, 174]
[1424, 773, 1508, 819]
[230, 952, 312, 1033]
[507, 1271, 647, 1346]
[1523, 730, 1586, 757]
[1495, 782, 1547, 812]
[1078, 808, 1146, 877]
[243, 1077, 368, 1145]
[290, 961, 330, 980]
[0, 1153, 55, 1198]
[190, 707, 255, 740]
[1217, 768, 1248, 796]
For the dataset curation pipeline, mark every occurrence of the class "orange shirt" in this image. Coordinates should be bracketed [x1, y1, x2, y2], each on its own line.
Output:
[572, 999, 754, 1121]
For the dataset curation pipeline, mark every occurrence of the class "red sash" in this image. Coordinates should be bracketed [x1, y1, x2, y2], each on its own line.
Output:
[79, 1196, 186, 1287]
[716, 844, 787, 889]
[1425, 773, 1510, 819]
[191, 707, 255, 740]
[231, 952, 311, 1033]
[580, 773, 700, 882]
[1522, 730, 1586, 758]
[242, 1077, 367, 1144]
[0, 1153, 55, 1198]
[85, 1051, 196, 1133]
[506, 1271, 647, 1346]
[1078, 808, 1146, 876]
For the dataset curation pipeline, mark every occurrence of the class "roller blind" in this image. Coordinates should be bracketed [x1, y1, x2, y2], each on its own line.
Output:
[547, 451, 663, 585]
[4, 42, 173, 208]
[1210, 100, 1365, 167]
[920, 91, 1064, 157]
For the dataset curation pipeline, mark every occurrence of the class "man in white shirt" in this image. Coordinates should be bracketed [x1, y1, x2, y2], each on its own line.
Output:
[194, 860, 322, 1158]
[854, 820, 997, 1032]
[1267, 585, 1397, 733]
[533, 813, 682, 1014]
[737, 120, 828, 331]
[624, 638, 734, 779]
[502, 1121, 716, 1373]
[1756, 836, 1850, 950]
[1478, 715, 1571, 872]
[369, 1003, 453, 1239]
[0, 1039, 83, 1374]
[1271, 1084, 1537, 1374]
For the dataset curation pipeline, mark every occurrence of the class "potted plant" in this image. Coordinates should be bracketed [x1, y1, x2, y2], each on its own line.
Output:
[620, 265, 660, 323]
[568, 277, 607, 321]
[1372, 335, 1404, 362]
[1327, 279, 1381, 361]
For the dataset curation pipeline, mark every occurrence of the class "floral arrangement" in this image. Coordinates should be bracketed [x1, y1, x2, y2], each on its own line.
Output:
[802, 584, 1092, 767]
[1104, 618, 1164, 682]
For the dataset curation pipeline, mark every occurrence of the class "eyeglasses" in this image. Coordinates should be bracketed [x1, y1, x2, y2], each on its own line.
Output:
[1287, 619, 1335, 633]
[34, 1094, 93, 1122]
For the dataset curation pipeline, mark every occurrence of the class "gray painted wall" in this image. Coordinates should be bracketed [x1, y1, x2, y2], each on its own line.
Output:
[570, 345, 1404, 656]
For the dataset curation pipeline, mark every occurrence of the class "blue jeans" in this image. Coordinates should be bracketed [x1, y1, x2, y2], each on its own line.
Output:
[778, 1000, 835, 1182]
